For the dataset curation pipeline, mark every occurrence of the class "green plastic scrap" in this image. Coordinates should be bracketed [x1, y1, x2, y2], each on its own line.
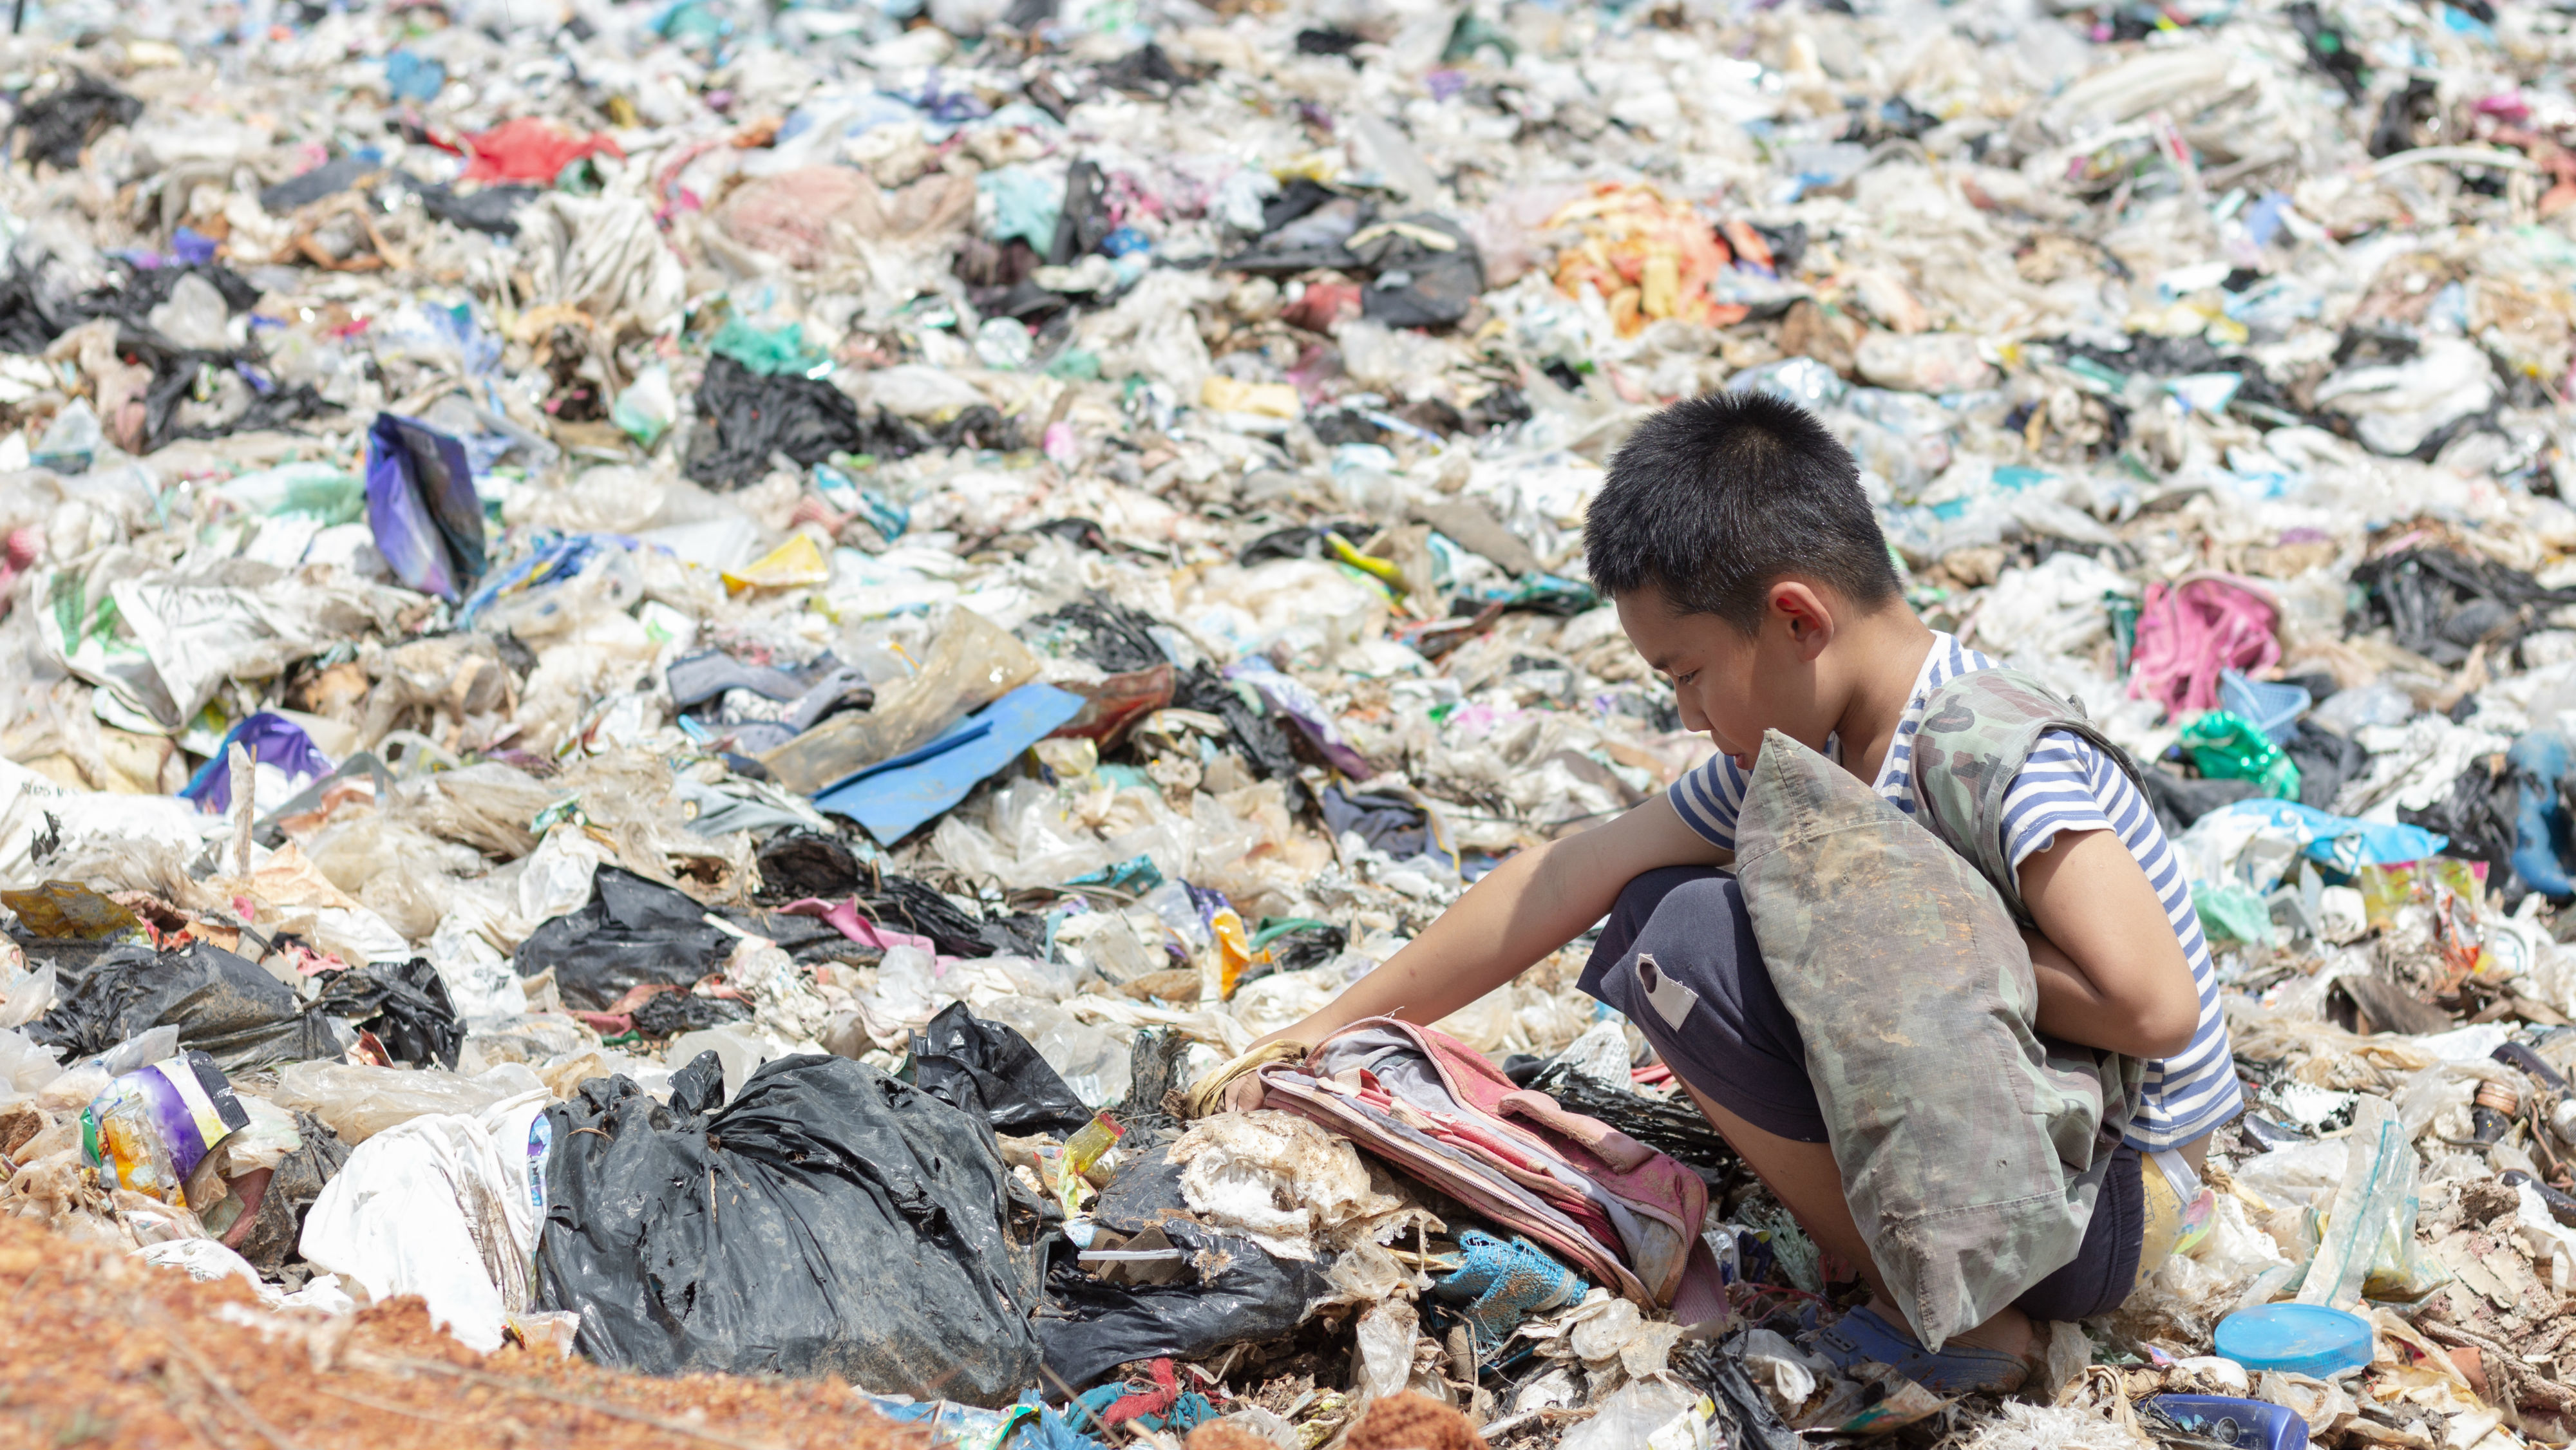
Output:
[976, 165, 1061, 252]
[1443, 12, 1517, 62]
[2192, 880, 2276, 948]
[708, 317, 829, 378]
[2180, 710, 2302, 800]
[1043, 348, 1102, 381]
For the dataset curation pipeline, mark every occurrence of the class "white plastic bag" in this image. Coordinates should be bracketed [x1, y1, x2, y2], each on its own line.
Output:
[297, 1091, 553, 1351]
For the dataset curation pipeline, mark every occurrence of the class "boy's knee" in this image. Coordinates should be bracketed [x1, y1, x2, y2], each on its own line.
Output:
[1613, 865, 1729, 921]
[1616, 867, 1745, 936]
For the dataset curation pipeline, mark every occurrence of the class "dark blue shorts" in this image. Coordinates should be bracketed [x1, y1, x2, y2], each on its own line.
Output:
[1578, 865, 2144, 1321]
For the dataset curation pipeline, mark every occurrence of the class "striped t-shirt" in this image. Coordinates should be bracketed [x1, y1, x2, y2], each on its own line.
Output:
[1666, 632, 2241, 1151]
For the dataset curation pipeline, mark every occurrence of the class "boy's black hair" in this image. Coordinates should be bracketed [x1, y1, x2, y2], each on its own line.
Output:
[1584, 389, 1902, 632]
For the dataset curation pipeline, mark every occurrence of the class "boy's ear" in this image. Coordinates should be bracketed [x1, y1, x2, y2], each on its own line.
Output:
[1769, 580, 1837, 660]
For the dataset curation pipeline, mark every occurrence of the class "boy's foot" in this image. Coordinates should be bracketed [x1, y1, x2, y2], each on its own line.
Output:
[1814, 1304, 2031, 1395]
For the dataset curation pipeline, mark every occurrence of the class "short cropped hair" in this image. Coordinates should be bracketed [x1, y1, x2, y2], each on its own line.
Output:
[1584, 390, 1902, 631]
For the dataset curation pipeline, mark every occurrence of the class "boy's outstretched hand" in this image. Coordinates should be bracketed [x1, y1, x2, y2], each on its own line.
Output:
[1217, 793, 1732, 1102]
[2017, 828, 2201, 1060]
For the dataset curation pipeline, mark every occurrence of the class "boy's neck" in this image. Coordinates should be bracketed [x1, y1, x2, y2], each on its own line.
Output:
[1830, 610, 1939, 786]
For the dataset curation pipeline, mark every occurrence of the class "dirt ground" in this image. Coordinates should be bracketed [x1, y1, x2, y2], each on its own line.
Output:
[0, 1212, 926, 1450]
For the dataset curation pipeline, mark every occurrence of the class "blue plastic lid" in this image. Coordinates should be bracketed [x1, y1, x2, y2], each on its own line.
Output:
[2213, 1303, 2373, 1378]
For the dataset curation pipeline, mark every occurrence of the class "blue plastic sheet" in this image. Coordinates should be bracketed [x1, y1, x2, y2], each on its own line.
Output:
[814, 683, 1084, 844]
[2510, 731, 2573, 898]
[364, 412, 486, 600]
[2195, 798, 2448, 877]
[457, 533, 626, 628]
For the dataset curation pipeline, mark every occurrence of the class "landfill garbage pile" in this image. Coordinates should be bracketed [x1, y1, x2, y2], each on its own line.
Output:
[3, 0, 2576, 1445]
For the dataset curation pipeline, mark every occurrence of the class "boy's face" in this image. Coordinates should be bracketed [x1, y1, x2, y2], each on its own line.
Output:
[1616, 579, 1835, 770]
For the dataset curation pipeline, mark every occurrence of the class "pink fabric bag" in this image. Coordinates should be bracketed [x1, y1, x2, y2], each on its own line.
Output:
[2128, 573, 2280, 717]
[1257, 1017, 1712, 1308]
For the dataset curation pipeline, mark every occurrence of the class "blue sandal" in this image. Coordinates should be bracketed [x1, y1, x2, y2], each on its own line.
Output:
[1814, 1305, 2029, 1395]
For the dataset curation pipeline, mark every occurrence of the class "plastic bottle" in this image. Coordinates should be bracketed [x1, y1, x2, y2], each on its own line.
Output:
[2297, 1093, 2417, 1308]
[2148, 1395, 2308, 1450]
[1057, 1111, 1124, 1216]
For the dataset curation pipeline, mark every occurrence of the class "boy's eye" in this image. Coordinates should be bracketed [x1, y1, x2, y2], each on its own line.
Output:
[1671, 671, 1696, 687]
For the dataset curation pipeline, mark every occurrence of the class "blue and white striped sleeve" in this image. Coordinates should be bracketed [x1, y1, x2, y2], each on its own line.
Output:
[1665, 750, 1750, 852]
[1999, 732, 2125, 872]
[1999, 729, 2242, 1149]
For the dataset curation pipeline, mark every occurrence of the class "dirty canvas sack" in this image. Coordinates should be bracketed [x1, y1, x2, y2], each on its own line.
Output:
[533, 1051, 1046, 1407]
[1734, 711, 2139, 1351]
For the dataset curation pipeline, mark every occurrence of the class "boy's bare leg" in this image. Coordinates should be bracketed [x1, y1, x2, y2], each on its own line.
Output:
[1681, 1084, 2035, 1361]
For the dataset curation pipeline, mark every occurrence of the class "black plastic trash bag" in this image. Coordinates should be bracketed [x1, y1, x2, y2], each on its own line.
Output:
[851, 873, 1049, 960]
[1352, 212, 1484, 331]
[14, 72, 141, 169]
[2139, 767, 2266, 838]
[2286, 719, 2369, 812]
[683, 355, 876, 489]
[2347, 548, 2576, 668]
[513, 866, 737, 1012]
[1039, 1154, 1331, 1390]
[630, 992, 752, 1038]
[0, 269, 61, 353]
[1173, 663, 1298, 781]
[909, 1003, 1095, 1136]
[1533, 1063, 1739, 1186]
[752, 830, 864, 902]
[534, 1053, 1049, 1407]
[1048, 159, 1114, 265]
[2402, 760, 2521, 892]
[307, 958, 462, 1069]
[236, 1111, 352, 1276]
[28, 941, 341, 1072]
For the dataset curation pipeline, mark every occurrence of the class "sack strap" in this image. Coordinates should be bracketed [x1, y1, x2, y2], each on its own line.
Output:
[1909, 668, 2145, 925]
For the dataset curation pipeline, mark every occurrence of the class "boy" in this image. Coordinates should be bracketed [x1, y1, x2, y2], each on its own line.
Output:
[1229, 391, 2238, 1392]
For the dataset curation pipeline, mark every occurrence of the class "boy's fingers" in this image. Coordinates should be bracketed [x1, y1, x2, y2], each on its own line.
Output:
[1224, 1076, 1267, 1113]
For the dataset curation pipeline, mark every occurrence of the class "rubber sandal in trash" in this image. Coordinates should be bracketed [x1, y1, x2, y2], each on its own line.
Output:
[1814, 1305, 2029, 1395]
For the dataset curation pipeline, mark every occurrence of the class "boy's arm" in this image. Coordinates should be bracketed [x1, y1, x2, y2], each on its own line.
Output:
[1227, 794, 1729, 1102]
[2019, 829, 2202, 1059]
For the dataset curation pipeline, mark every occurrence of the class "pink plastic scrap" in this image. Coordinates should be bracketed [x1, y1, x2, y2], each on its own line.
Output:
[2128, 574, 2282, 718]
[781, 897, 948, 962]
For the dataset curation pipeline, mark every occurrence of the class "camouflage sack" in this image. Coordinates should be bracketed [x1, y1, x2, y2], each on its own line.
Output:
[1731, 671, 2141, 1349]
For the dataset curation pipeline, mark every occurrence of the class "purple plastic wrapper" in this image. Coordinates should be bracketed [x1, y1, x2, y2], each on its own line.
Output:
[365, 411, 486, 600]
[82, 1050, 250, 1202]
[1224, 662, 1375, 778]
[176, 711, 335, 815]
